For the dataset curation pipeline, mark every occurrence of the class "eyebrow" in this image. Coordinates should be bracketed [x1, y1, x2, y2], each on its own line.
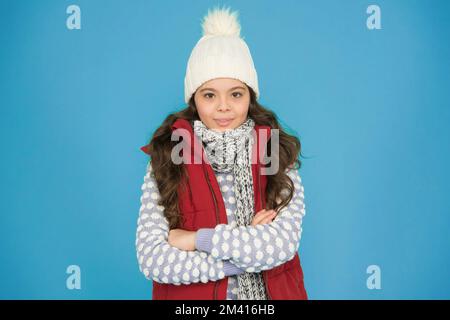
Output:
[198, 86, 246, 93]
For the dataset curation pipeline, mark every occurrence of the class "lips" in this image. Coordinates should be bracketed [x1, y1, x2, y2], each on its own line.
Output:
[214, 118, 234, 127]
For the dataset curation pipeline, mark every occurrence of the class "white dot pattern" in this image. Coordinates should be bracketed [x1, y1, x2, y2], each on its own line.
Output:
[135, 162, 230, 286]
[135, 162, 306, 300]
[209, 168, 305, 299]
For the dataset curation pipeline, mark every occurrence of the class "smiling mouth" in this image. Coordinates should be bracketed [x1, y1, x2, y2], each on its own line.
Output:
[214, 118, 234, 127]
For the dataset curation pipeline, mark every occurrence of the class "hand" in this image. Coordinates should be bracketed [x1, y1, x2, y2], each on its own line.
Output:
[250, 209, 278, 226]
[168, 229, 197, 251]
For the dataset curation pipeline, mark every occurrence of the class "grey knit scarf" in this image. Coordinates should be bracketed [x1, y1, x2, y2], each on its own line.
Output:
[193, 117, 268, 300]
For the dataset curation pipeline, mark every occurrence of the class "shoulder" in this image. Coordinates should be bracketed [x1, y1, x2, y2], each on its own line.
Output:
[144, 161, 157, 182]
[285, 164, 302, 185]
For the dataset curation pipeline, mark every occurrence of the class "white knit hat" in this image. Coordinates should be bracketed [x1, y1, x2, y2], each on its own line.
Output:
[184, 6, 260, 104]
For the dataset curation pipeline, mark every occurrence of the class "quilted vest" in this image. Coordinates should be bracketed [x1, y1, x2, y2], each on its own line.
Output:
[140, 118, 307, 300]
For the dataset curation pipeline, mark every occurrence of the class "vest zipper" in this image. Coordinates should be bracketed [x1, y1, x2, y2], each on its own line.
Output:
[259, 166, 272, 300]
[202, 164, 220, 300]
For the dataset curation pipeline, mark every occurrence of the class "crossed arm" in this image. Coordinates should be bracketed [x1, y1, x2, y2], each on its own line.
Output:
[135, 162, 306, 284]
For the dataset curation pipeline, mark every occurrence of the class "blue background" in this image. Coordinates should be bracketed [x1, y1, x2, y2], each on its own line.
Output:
[1, 0, 449, 299]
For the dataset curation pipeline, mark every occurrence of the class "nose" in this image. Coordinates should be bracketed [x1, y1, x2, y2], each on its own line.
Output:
[217, 105, 230, 112]
[217, 100, 231, 112]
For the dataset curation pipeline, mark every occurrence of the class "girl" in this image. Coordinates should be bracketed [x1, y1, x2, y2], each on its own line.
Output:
[136, 7, 307, 300]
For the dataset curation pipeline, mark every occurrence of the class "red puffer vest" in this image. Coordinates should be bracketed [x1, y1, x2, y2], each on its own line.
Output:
[140, 118, 307, 300]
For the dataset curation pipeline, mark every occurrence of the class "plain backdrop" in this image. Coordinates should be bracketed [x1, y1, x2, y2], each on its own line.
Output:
[1, 0, 449, 299]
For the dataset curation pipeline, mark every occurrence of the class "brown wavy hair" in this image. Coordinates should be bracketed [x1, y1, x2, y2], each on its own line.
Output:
[145, 86, 303, 229]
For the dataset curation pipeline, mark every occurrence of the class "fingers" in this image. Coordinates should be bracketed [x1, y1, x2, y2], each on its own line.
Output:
[251, 209, 271, 225]
[251, 209, 277, 226]
[259, 210, 277, 225]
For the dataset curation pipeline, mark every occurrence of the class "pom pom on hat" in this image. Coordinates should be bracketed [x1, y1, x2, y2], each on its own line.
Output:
[201, 7, 241, 37]
[184, 6, 260, 103]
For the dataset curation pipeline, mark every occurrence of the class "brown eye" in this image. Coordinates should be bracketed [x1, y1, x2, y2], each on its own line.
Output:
[232, 92, 243, 98]
[204, 93, 214, 99]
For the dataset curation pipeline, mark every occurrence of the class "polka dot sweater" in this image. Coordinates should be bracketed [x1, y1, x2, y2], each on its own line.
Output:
[135, 163, 306, 299]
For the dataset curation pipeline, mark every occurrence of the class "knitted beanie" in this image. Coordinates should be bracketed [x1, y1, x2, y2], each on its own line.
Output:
[184, 6, 260, 104]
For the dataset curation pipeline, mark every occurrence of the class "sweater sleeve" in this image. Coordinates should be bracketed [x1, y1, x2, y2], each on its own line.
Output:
[135, 162, 244, 285]
[195, 167, 306, 273]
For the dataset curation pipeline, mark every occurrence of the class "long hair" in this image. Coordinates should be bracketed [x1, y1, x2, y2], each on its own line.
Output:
[145, 86, 303, 229]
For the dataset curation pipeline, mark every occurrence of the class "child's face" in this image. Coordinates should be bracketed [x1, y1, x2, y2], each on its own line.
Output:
[193, 78, 250, 132]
